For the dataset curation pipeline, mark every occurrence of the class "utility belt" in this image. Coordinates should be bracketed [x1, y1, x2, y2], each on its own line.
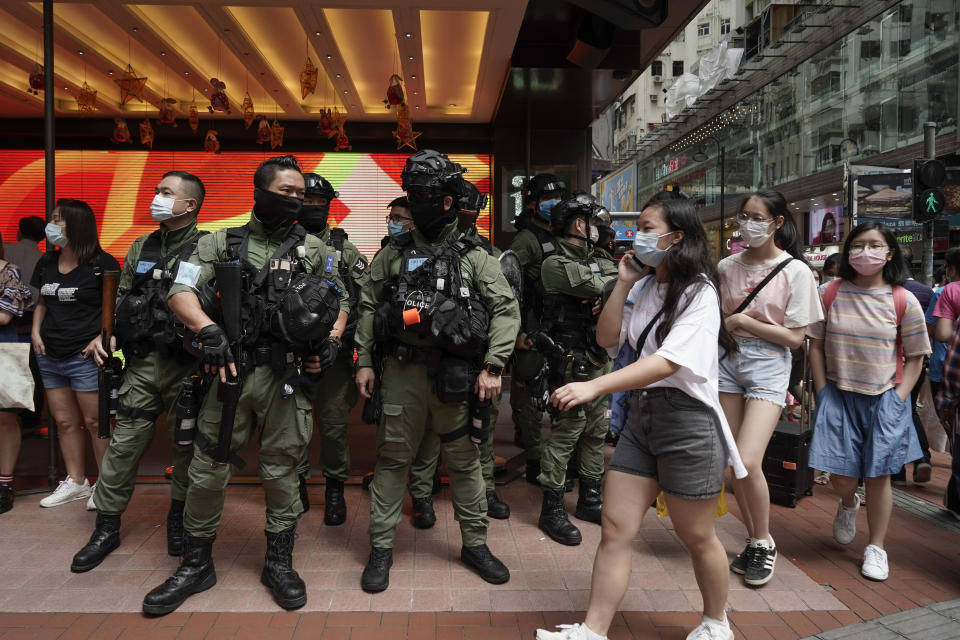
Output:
[236, 341, 296, 376]
[383, 340, 478, 404]
[124, 336, 195, 363]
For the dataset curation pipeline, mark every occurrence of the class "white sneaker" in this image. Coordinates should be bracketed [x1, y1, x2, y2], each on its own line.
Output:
[86, 482, 97, 511]
[536, 623, 607, 640]
[861, 544, 889, 581]
[39, 476, 91, 508]
[686, 620, 734, 640]
[833, 494, 860, 545]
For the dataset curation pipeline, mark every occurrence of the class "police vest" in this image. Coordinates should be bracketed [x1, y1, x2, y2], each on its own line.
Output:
[377, 230, 489, 359]
[523, 223, 557, 324]
[220, 225, 341, 351]
[114, 230, 207, 358]
[540, 252, 605, 356]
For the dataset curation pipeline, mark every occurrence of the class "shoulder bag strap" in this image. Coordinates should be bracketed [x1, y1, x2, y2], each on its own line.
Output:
[731, 257, 793, 315]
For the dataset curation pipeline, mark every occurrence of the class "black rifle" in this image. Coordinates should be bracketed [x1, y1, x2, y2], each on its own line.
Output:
[213, 262, 243, 465]
[98, 270, 122, 439]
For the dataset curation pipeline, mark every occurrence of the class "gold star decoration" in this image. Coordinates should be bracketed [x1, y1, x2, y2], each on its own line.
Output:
[242, 92, 254, 128]
[115, 64, 147, 105]
[393, 104, 422, 150]
[300, 57, 318, 99]
[76, 81, 97, 115]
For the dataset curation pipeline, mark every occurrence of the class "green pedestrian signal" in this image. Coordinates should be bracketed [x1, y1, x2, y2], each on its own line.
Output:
[913, 158, 946, 222]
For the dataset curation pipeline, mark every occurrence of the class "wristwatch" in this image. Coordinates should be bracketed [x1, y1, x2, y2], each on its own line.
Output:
[483, 362, 503, 376]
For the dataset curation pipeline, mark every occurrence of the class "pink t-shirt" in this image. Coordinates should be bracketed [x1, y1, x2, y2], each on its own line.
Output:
[718, 252, 823, 338]
[933, 280, 960, 320]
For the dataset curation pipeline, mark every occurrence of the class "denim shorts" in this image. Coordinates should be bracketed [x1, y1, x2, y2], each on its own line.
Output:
[809, 381, 922, 478]
[36, 352, 99, 392]
[608, 387, 728, 500]
[718, 335, 791, 407]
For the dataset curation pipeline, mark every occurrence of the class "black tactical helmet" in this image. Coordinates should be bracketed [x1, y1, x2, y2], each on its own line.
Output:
[456, 178, 488, 212]
[525, 173, 567, 204]
[270, 273, 341, 349]
[550, 193, 604, 234]
[400, 149, 465, 194]
[303, 173, 339, 200]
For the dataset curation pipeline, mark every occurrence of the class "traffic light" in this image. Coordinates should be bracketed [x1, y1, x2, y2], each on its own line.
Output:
[913, 158, 946, 222]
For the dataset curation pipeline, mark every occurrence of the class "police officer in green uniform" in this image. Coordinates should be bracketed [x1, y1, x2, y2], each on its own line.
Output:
[355, 150, 520, 592]
[509, 174, 567, 483]
[70, 171, 207, 573]
[535, 195, 616, 545]
[143, 156, 349, 615]
[294, 173, 370, 526]
[406, 178, 511, 524]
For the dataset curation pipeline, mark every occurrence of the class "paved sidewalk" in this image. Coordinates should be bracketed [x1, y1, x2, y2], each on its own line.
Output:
[801, 599, 960, 640]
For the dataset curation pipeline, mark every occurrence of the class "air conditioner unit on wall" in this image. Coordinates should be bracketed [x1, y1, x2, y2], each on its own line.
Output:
[653, 75, 662, 83]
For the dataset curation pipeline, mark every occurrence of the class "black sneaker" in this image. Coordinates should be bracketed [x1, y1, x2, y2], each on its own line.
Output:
[0, 484, 13, 514]
[729, 540, 752, 575]
[744, 542, 777, 586]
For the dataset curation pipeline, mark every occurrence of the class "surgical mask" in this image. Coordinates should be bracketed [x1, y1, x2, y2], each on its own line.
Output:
[738, 218, 775, 247]
[150, 194, 189, 222]
[632, 231, 675, 267]
[45, 222, 67, 248]
[298, 203, 330, 233]
[253, 187, 302, 232]
[848, 248, 888, 276]
[589, 226, 599, 243]
[538, 198, 559, 219]
[388, 220, 407, 237]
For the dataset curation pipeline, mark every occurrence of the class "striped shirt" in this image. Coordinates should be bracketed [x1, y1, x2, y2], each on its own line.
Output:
[808, 280, 931, 395]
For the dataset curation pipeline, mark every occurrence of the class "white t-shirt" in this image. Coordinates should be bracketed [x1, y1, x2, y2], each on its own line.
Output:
[718, 252, 823, 337]
[609, 275, 747, 479]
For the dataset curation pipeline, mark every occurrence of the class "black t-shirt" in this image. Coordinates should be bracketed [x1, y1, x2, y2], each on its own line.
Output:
[31, 250, 121, 359]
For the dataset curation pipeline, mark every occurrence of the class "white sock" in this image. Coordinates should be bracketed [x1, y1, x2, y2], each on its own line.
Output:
[702, 614, 729, 628]
[581, 623, 608, 640]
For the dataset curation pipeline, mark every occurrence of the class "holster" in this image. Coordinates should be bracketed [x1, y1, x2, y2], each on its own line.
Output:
[432, 356, 476, 404]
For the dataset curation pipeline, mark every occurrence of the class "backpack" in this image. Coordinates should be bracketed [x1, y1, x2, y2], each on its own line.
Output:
[822, 278, 908, 383]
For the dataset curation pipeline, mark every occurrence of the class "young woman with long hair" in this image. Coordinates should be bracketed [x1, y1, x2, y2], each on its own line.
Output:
[30, 199, 120, 509]
[536, 193, 745, 640]
[809, 222, 929, 581]
[717, 189, 823, 586]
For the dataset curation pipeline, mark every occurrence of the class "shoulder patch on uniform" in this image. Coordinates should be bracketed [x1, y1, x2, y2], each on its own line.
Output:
[353, 256, 368, 273]
[324, 254, 335, 274]
[173, 261, 201, 288]
[135, 260, 157, 274]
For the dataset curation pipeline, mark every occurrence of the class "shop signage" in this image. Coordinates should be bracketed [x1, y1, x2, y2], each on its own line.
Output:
[803, 244, 840, 266]
[654, 153, 689, 180]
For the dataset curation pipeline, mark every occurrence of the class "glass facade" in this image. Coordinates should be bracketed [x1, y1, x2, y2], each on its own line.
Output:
[635, 0, 958, 211]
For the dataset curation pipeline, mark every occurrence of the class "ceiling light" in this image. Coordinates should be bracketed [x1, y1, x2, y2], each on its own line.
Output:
[107, 70, 113, 75]
[63, 86, 68, 90]
[77, 50, 84, 55]
[160, 51, 166, 56]
[448, 103, 456, 107]
[415, 105, 421, 110]
[326, 54, 333, 59]
[343, 89, 348, 94]
[184, 71, 189, 76]
[408, 56, 414, 60]
[405, 32, 412, 38]
[203, 88, 208, 92]
[335, 73, 341, 78]
[315, 31, 321, 36]
[412, 90, 418, 95]
[411, 74, 416, 79]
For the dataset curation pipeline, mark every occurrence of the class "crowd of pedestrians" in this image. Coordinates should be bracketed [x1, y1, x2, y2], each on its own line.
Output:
[0, 157, 957, 640]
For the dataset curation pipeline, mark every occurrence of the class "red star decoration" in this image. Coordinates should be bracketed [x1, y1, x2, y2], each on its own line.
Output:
[115, 64, 147, 105]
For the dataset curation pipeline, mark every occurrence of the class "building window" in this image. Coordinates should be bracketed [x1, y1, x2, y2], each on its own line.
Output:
[672, 61, 684, 76]
[720, 18, 731, 35]
[651, 60, 663, 76]
[649, 94, 658, 103]
[698, 23, 710, 37]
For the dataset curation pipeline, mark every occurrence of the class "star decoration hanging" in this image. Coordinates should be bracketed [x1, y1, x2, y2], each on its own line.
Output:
[76, 82, 97, 115]
[300, 57, 318, 99]
[139, 118, 155, 149]
[242, 92, 254, 128]
[115, 64, 147, 105]
[393, 104, 422, 150]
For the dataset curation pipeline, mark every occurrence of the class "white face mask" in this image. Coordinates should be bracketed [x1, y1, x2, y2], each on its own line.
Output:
[738, 218, 775, 247]
[589, 226, 599, 244]
[150, 194, 189, 222]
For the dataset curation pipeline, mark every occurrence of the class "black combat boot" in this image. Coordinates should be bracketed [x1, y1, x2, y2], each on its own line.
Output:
[142, 535, 216, 615]
[324, 478, 347, 526]
[486, 490, 510, 520]
[261, 527, 307, 610]
[167, 499, 185, 556]
[538, 488, 582, 546]
[361, 547, 393, 593]
[412, 496, 436, 529]
[574, 476, 603, 524]
[71, 513, 121, 572]
[461, 544, 510, 584]
[298, 475, 310, 513]
[525, 459, 541, 485]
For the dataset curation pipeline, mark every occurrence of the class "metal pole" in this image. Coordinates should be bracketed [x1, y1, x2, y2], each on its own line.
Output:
[922, 122, 936, 286]
[42, 0, 58, 490]
[719, 143, 725, 260]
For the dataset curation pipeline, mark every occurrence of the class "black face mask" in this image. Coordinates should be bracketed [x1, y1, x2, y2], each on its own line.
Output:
[409, 193, 454, 241]
[298, 203, 330, 233]
[253, 187, 302, 232]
